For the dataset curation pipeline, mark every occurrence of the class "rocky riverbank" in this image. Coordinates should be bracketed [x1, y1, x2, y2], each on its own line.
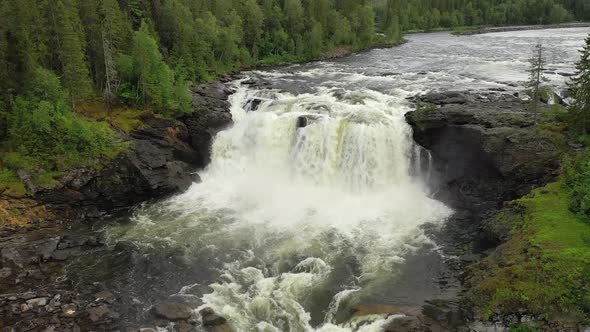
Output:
[457, 22, 590, 35]
[1, 80, 235, 224]
[405, 91, 590, 330]
[0, 80, 236, 330]
[406, 91, 563, 219]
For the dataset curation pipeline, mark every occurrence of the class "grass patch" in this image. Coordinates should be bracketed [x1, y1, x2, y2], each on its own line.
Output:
[494, 112, 531, 127]
[76, 101, 150, 134]
[533, 123, 569, 151]
[466, 181, 590, 325]
[0, 168, 27, 197]
[410, 101, 440, 130]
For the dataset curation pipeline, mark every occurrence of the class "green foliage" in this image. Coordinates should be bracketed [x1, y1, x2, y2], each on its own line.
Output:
[508, 323, 538, 332]
[543, 103, 569, 123]
[7, 68, 114, 158]
[3, 68, 120, 180]
[466, 181, 590, 325]
[567, 35, 590, 135]
[375, 0, 577, 33]
[118, 22, 191, 113]
[564, 150, 590, 221]
[0, 167, 27, 196]
[49, 0, 93, 105]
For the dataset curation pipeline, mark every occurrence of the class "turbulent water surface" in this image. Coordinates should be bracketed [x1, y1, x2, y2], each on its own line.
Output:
[80, 29, 589, 331]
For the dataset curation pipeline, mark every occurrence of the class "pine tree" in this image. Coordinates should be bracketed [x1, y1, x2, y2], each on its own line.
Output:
[49, 0, 93, 107]
[307, 21, 324, 58]
[100, 0, 132, 105]
[131, 22, 174, 108]
[384, 0, 402, 43]
[0, 0, 50, 89]
[241, 0, 264, 59]
[568, 35, 590, 134]
[526, 44, 548, 123]
[127, 21, 189, 112]
[283, 0, 305, 54]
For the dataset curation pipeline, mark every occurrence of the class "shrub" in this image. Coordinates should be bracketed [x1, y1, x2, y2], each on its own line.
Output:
[564, 149, 590, 222]
[8, 68, 117, 160]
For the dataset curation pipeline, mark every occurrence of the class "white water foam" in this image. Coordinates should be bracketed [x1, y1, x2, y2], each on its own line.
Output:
[100, 28, 590, 331]
[138, 82, 452, 331]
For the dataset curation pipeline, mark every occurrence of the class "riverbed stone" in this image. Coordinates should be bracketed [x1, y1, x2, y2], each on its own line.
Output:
[94, 291, 115, 304]
[61, 304, 78, 317]
[151, 302, 194, 320]
[200, 307, 227, 326]
[87, 305, 108, 322]
[26, 297, 48, 307]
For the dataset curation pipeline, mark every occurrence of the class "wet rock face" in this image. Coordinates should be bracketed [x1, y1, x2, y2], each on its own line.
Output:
[183, 81, 234, 167]
[406, 92, 562, 220]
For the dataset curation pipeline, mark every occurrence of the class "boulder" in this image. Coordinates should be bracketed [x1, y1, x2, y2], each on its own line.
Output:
[26, 297, 48, 307]
[151, 302, 194, 321]
[247, 98, 264, 112]
[383, 316, 424, 332]
[86, 305, 118, 322]
[200, 307, 227, 326]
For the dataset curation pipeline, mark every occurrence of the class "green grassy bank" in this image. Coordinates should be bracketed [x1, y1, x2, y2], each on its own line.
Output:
[465, 152, 590, 329]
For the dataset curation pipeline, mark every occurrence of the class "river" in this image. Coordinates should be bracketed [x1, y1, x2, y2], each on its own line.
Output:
[67, 28, 589, 331]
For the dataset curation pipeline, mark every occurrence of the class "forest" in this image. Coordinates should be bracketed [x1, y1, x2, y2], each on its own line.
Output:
[0, 0, 588, 194]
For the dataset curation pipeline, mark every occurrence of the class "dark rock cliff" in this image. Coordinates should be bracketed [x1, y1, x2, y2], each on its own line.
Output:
[33, 81, 234, 219]
[406, 92, 562, 221]
[403, 92, 567, 329]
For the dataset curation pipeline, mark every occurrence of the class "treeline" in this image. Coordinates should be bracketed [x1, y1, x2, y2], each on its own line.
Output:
[0, 0, 585, 195]
[0, 0, 381, 114]
[0, 0, 383, 190]
[0, 0, 585, 114]
[375, 0, 586, 34]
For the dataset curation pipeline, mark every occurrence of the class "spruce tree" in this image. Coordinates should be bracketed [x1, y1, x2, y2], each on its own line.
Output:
[526, 44, 548, 123]
[128, 21, 189, 112]
[49, 0, 93, 107]
[241, 0, 264, 59]
[384, 0, 402, 43]
[100, 0, 132, 105]
[568, 35, 590, 135]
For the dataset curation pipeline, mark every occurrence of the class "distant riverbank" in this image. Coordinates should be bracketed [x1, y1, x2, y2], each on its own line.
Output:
[457, 22, 590, 35]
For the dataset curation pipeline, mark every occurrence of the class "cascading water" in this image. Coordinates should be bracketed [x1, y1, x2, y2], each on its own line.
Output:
[104, 80, 453, 331]
[55, 27, 589, 332]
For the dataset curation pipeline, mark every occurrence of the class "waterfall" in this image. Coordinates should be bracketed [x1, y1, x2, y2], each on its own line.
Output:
[186, 83, 452, 331]
[110, 80, 452, 331]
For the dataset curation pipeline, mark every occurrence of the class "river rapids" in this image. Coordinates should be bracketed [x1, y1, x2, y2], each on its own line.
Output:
[93, 28, 589, 331]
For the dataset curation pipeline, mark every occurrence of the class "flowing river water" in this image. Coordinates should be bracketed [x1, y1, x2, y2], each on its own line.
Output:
[71, 28, 589, 331]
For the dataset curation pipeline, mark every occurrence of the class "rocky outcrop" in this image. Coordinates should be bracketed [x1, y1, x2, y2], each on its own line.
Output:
[25, 81, 234, 219]
[405, 92, 568, 328]
[406, 92, 562, 221]
[33, 116, 194, 218]
[183, 81, 234, 167]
